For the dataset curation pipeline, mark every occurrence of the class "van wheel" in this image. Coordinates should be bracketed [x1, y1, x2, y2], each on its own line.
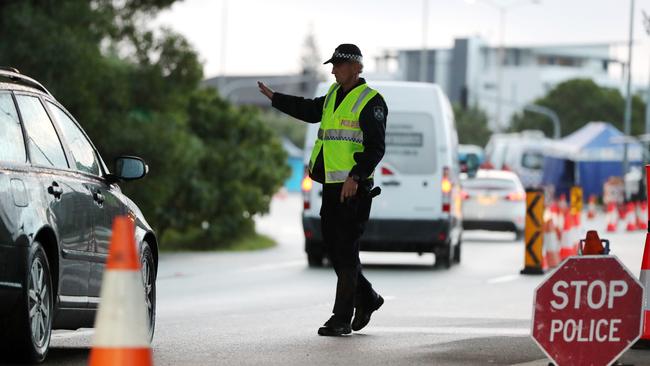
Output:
[453, 237, 462, 263]
[434, 243, 452, 269]
[13, 241, 53, 363]
[307, 252, 324, 267]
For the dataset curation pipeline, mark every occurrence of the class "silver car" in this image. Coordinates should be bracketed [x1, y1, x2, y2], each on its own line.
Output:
[461, 170, 526, 240]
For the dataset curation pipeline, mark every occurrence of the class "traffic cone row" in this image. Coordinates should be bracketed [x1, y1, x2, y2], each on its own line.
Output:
[89, 217, 153, 366]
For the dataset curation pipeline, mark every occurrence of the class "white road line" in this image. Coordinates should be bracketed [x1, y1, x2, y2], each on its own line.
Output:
[239, 259, 305, 273]
[486, 274, 520, 284]
[371, 326, 529, 336]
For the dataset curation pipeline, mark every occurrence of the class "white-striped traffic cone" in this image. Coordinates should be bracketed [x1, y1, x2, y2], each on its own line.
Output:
[543, 209, 561, 269]
[636, 201, 648, 231]
[625, 202, 638, 232]
[606, 202, 618, 232]
[89, 217, 153, 366]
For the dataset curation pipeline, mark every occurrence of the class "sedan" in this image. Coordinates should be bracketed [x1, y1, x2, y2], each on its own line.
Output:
[461, 169, 526, 240]
[0, 67, 157, 363]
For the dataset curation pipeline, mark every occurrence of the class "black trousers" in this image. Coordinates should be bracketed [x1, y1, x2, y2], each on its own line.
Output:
[320, 182, 377, 323]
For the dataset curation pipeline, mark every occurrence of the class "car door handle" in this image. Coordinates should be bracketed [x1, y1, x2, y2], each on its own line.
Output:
[93, 191, 105, 204]
[381, 180, 401, 187]
[47, 182, 63, 198]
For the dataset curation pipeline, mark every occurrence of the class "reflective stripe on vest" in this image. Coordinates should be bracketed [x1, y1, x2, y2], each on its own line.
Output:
[318, 128, 364, 144]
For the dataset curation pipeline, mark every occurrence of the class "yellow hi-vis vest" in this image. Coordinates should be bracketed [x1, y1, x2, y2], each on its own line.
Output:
[309, 83, 379, 183]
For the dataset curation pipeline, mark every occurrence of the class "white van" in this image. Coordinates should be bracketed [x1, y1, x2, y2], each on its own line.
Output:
[485, 131, 550, 188]
[301, 81, 462, 268]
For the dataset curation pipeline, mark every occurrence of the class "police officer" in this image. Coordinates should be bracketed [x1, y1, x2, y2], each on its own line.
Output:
[258, 44, 387, 336]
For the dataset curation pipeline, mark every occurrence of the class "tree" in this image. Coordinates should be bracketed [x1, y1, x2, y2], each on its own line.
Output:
[509, 79, 646, 137]
[0, 0, 289, 248]
[177, 88, 290, 248]
[453, 104, 492, 146]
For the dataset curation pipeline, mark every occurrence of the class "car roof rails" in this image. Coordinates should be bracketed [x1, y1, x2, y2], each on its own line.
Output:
[0, 67, 53, 97]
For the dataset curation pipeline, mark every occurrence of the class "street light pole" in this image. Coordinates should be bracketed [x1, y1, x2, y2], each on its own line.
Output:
[642, 10, 650, 136]
[420, 0, 429, 82]
[623, 0, 635, 199]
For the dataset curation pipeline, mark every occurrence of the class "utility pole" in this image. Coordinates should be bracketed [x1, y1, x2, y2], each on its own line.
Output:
[623, 0, 635, 200]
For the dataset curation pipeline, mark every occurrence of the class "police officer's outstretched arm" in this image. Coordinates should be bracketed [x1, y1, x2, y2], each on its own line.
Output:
[257, 80, 325, 123]
[257, 81, 274, 100]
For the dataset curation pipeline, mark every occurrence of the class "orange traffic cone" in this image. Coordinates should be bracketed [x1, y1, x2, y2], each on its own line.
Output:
[543, 211, 561, 268]
[580, 230, 607, 255]
[626, 202, 638, 232]
[636, 201, 648, 231]
[606, 202, 618, 232]
[560, 211, 574, 259]
[586, 195, 597, 220]
[89, 217, 153, 366]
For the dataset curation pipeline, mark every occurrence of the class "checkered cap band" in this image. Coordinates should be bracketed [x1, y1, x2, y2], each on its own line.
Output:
[332, 52, 363, 63]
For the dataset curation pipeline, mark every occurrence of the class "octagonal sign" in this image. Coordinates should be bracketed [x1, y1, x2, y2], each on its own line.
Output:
[532, 256, 644, 366]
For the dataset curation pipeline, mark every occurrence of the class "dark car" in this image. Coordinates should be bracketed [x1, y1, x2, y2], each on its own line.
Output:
[0, 68, 158, 363]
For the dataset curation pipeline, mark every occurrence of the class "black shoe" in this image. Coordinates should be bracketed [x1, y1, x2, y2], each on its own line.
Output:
[317, 317, 352, 336]
[352, 295, 384, 331]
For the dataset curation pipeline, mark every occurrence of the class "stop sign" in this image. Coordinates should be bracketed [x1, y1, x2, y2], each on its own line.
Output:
[532, 256, 644, 366]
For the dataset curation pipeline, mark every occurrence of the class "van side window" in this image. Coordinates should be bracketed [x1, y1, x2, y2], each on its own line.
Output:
[16, 95, 69, 169]
[384, 112, 437, 174]
[0, 93, 26, 163]
[47, 102, 100, 175]
[521, 151, 543, 170]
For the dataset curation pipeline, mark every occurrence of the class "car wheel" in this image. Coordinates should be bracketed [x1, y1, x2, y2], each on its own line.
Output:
[434, 243, 452, 269]
[140, 241, 156, 342]
[15, 241, 53, 363]
[453, 236, 462, 263]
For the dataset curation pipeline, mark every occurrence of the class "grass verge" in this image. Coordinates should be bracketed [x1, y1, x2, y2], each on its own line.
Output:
[160, 229, 276, 252]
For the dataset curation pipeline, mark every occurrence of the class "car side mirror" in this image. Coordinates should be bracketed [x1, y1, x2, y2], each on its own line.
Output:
[107, 156, 148, 183]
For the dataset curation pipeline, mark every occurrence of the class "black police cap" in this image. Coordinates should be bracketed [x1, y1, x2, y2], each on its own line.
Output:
[323, 44, 363, 65]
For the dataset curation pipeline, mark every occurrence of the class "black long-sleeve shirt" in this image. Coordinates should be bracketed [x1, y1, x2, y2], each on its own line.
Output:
[271, 78, 387, 184]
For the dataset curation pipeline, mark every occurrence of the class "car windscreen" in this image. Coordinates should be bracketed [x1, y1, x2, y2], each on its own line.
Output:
[462, 178, 517, 191]
[383, 112, 436, 174]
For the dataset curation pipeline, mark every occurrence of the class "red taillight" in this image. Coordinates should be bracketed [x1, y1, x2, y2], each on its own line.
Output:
[461, 190, 470, 200]
[442, 166, 451, 213]
[381, 166, 394, 175]
[302, 175, 312, 210]
[502, 164, 511, 172]
[506, 192, 525, 201]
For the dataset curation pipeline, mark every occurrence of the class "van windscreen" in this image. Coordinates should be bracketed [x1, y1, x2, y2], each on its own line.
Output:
[383, 112, 436, 174]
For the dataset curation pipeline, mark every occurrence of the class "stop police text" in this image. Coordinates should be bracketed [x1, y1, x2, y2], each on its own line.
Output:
[548, 280, 628, 343]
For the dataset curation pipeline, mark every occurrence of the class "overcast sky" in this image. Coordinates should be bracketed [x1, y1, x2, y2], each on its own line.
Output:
[155, 0, 650, 83]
